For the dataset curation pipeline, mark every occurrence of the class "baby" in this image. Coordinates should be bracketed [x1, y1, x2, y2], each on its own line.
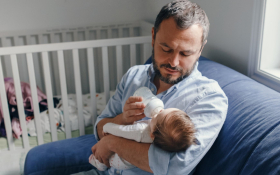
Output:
[89, 108, 196, 171]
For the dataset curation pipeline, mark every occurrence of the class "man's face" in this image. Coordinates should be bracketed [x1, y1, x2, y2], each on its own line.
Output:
[152, 17, 205, 84]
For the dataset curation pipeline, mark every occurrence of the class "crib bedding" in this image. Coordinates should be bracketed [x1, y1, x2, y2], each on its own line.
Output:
[0, 90, 116, 150]
[0, 125, 94, 150]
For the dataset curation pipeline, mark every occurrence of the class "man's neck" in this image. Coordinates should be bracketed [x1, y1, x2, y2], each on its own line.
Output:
[153, 75, 173, 95]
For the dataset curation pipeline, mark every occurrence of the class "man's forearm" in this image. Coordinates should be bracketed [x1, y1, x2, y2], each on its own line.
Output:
[108, 135, 153, 173]
[96, 114, 123, 139]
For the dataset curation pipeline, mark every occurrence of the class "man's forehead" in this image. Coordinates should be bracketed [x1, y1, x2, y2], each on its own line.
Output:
[156, 18, 203, 42]
[155, 19, 203, 50]
[159, 42, 197, 54]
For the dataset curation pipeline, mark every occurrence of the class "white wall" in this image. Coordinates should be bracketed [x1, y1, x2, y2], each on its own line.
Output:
[143, 0, 255, 75]
[0, 0, 144, 32]
[0, 0, 256, 75]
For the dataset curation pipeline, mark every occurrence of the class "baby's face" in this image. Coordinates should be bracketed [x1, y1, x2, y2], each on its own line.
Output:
[150, 108, 180, 138]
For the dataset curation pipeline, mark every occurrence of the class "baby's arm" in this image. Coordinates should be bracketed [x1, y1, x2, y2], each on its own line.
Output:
[103, 121, 152, 143]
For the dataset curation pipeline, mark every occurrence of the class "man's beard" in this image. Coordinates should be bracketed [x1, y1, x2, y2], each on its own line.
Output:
[152, 49, 197, 84]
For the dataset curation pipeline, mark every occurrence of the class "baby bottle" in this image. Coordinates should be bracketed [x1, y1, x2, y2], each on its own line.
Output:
[133, 87, 164, 118]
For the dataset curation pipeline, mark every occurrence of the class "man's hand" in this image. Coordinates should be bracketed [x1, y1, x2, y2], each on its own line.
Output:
[117, 96, 146, 125]
[91, 135, 115, 167]
[92, 134, 152, 173]
[97, 96, 145, 139]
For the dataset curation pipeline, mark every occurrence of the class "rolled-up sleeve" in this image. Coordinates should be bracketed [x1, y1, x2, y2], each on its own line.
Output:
[148, 144, 171, 175]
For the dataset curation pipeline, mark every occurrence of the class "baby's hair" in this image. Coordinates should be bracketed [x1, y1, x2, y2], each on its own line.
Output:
[152, 110, 196, 152]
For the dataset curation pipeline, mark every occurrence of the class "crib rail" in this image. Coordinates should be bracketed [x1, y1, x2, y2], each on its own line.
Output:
[0, 21, 153, 96]
[0, 36, 152, 151]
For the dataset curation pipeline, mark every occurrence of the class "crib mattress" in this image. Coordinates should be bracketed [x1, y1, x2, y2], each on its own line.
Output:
[0, 125, 94, 150]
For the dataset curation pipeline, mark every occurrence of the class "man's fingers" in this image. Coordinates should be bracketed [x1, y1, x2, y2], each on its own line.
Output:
[97, 155, 103, 164]
[125, 108, 145, 117]
[126, 96, 143, 104]
[123, 102, 145, 111]
[125, 113, 146, 124]
[132, 113, 146, 121]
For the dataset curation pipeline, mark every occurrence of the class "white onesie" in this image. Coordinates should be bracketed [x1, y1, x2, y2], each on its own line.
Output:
[89, 120, 153, 171]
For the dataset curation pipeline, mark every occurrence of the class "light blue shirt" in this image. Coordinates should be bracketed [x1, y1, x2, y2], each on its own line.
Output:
[94, 62, 228, 175]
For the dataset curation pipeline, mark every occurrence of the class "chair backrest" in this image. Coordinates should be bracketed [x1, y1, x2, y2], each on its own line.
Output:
[194, 57, 280, 175]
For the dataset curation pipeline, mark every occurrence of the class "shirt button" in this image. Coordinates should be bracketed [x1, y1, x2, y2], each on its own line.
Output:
[116, 170, 120, 174]
[151, 88, 154, 91]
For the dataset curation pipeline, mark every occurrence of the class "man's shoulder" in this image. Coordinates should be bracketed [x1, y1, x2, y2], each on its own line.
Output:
[197, 75, 224, 93]
[126, 64, 150, 75]
[177, 73, 227, 102]
[123, 64, 151, 82]
[179, 71, 223, 94]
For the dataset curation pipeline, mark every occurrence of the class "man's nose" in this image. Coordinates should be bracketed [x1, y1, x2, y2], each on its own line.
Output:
[169, 53, 180, 67]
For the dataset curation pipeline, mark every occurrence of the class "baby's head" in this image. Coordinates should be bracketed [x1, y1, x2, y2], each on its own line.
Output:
[150, 108, 196, 152]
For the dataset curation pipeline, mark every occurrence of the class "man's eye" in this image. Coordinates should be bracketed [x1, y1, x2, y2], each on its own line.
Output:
[181, 53, 190, 57]
[162, 48, 171, 53]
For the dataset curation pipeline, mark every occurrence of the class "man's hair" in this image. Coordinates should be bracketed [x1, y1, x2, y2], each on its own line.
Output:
[152, 110, 196, 152]
[154, 0, 210, 44]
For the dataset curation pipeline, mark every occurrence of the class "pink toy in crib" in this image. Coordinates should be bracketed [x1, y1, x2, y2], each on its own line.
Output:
[0, 78, 47, 138]
[11, 118, 22, 139]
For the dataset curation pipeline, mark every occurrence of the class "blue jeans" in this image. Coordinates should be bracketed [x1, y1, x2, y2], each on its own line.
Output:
[72, 169, 110, 175]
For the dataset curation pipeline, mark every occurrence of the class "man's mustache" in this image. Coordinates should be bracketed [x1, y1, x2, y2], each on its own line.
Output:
[160, 64, 183, 72]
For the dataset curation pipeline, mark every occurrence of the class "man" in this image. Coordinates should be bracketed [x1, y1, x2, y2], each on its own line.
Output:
[90, 0, 228, 174]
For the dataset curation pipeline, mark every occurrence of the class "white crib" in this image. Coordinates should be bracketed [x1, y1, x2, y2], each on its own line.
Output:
[0, 21, 153, 154]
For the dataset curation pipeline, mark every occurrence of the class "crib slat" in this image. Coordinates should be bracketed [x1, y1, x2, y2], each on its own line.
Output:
[96, 30, 101, 40]
[26, 53, 44, 145]
[50, 33, 60, 96]
[32, 35, 45, 94]
[107, 29, 112, 39]
[26, 36, 32, 45]
[130, 44, 136, 67]
[13, 36, 19, 46]
[62, 32, 67, 42]
[87, 48, 97, 127]
[74, 32, 78, 41]
[116, 45, 123, 83]
[73, 49, 85, 136]
[102, 47, 110, 103]
[38, 35, 44, 44]
[118, 28, 123, 38]
[57, 50, 71, 139]
[0, 57, 15, 150]
[85, 30, 90, 40]
[129, 27, 134, 37]
[11, 54, 30, 149]
[15, 36, 30, 83]
[42, 52, 58, 141]
[1, 38, 13, 78]
[50, 33, 55, 43]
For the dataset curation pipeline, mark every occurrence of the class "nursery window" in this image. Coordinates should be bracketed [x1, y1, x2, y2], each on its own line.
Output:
[248, 0, 280, 92]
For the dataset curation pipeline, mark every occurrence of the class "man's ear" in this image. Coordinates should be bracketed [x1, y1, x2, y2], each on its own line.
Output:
[152, 27, 155, 48]
[202, 40, 207, 50]
[203, 40, 207, 47]
[199, 40, 207, 53]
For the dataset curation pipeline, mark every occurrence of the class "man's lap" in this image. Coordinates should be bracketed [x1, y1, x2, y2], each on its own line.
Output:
[24, 134, 98, 175]
[72, 169, 109, 175]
